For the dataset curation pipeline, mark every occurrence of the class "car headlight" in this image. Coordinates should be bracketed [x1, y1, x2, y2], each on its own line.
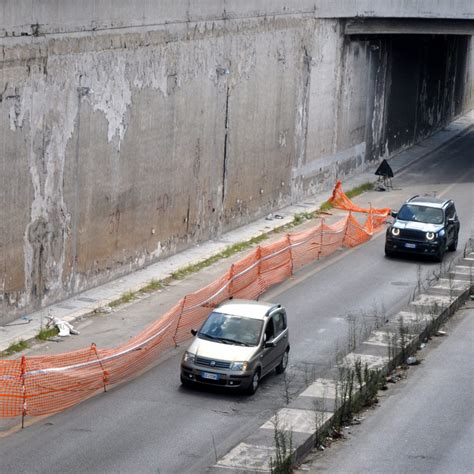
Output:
[426, 232, 435, 241]
[230, 361, 248, 371]
[182, 351, 195, 363]
[391, 227, 400, 236]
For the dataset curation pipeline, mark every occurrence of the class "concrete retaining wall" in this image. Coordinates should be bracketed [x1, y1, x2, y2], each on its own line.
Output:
[0, 5, 472, 322]
[1, 0, 472, 37]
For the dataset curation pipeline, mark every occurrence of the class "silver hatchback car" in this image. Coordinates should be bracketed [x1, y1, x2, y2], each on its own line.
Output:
[180, 299, 290, 394]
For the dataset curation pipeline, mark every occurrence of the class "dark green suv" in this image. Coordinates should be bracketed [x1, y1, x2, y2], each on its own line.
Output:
[385, 196, 460, 262]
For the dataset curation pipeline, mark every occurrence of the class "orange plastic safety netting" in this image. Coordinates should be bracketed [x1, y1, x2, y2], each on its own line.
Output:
[0, 182, 389, 419]
[329, 180, 390, 215]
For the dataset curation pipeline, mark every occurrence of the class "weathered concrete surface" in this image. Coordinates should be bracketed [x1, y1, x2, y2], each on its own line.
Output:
[0, 4, 473, 323]
[1, 0, 473, 37]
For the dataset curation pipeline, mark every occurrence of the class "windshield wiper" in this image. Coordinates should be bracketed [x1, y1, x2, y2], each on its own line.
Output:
[217, 337, 250, 346]
[198, 332, 221, 340]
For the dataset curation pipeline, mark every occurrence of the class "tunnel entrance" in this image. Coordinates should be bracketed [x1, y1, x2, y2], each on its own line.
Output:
[384, 34, 470, 153]
[346, 32, 471, 158]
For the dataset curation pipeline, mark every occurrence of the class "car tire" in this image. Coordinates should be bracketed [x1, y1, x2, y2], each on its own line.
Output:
[448, 235, 458, 252]
[246, 370, 260, 395]
[385, 244, 394, 258]
[275, 350, 289, 374]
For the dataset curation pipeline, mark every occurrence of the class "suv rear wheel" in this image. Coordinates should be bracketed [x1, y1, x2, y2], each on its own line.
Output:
[448, 235, 458, 252]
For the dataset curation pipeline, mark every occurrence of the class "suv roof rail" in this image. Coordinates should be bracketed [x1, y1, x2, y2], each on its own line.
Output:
[407, 195, 419, 202]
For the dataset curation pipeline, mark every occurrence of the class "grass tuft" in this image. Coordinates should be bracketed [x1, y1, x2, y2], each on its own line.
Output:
[141, 279, 166, 293]
[345, 182, 374, 199]
[3, 340, 29, 356]
[110, 291, 136, 307]
[36, 327, 59, 341]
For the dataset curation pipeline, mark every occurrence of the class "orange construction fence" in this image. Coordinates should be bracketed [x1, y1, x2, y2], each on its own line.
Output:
[0, 183, 389, 420]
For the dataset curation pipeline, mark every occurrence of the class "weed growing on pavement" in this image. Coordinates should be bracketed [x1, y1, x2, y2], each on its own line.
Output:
[447, 266, 457, 303]
[335, 364, 356, 426]
[281, 370, 297, 405]
[270, 412, 293, 474]
[3, 339, 29, 356]
[170, 235, 268, 280]
[36, 327, 59, 341]
[398, 316, 409, 362]
[346, 313, 357, 353]
[312, 396, 330, 448]
[292, 211, 317, 226]
[302, 361, 318, 387]
[345, 182, 374, 199]
[370, 301, 386, 330]
[386, 330, 398, 364]
[141, 279, 166, 293]
[427, 301, 442, 333]
[110, 291, 136, 307]
[319, 200, 333, 212]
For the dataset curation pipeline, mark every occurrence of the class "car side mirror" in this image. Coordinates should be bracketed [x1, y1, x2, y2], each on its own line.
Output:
[191, 329, 197, 336]
[391, 210, 398, 218]
[265, 340, 276, 348]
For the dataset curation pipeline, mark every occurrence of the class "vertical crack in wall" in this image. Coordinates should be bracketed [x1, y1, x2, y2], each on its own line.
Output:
[292, 37, 313, 202]
[221, 84, 230, 204]
[186, 196, 191, 235]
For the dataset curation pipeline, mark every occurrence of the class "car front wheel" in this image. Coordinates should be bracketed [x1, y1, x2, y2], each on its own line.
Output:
[385, 244, 395, 258]
[246, 370, 260, 395]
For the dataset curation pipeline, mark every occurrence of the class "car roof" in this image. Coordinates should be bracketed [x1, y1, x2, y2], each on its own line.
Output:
[213, 299, 280, 320]
[405, 196, 450, 209]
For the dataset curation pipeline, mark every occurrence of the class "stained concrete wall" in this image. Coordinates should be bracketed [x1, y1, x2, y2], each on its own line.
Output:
[1, 4, 473, 323]
[1, 0, 472, 37]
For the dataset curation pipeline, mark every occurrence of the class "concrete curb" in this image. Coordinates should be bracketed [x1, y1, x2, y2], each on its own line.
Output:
[211, 244, 473, 473]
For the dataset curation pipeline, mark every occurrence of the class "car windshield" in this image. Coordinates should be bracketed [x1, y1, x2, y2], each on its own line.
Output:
[199, 312, 263, 346]
[397, 204, 444, 225]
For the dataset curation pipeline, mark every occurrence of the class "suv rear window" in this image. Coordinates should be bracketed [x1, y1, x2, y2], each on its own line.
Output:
[398, 204, 443, 225]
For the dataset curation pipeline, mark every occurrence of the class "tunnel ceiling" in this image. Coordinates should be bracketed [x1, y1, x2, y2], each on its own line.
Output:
[345, 18, 474, 35]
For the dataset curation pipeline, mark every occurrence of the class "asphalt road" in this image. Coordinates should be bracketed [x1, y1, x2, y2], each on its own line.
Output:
[0, 131, 472, 473]
[297, 302, 474, 474]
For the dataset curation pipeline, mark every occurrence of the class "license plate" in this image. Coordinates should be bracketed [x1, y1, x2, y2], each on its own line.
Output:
[405, 243, 416, 249]
[201, 371, 220, 381]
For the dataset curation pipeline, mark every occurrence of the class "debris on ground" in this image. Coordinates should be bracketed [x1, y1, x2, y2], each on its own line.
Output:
[406, 356, 418, 365]
[95, 305, 112, 314]
[330, 428, 345, 439]
[435, 330, 447, 337]
[46, 316, 80, 336]
[419, 343, 426, 349]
